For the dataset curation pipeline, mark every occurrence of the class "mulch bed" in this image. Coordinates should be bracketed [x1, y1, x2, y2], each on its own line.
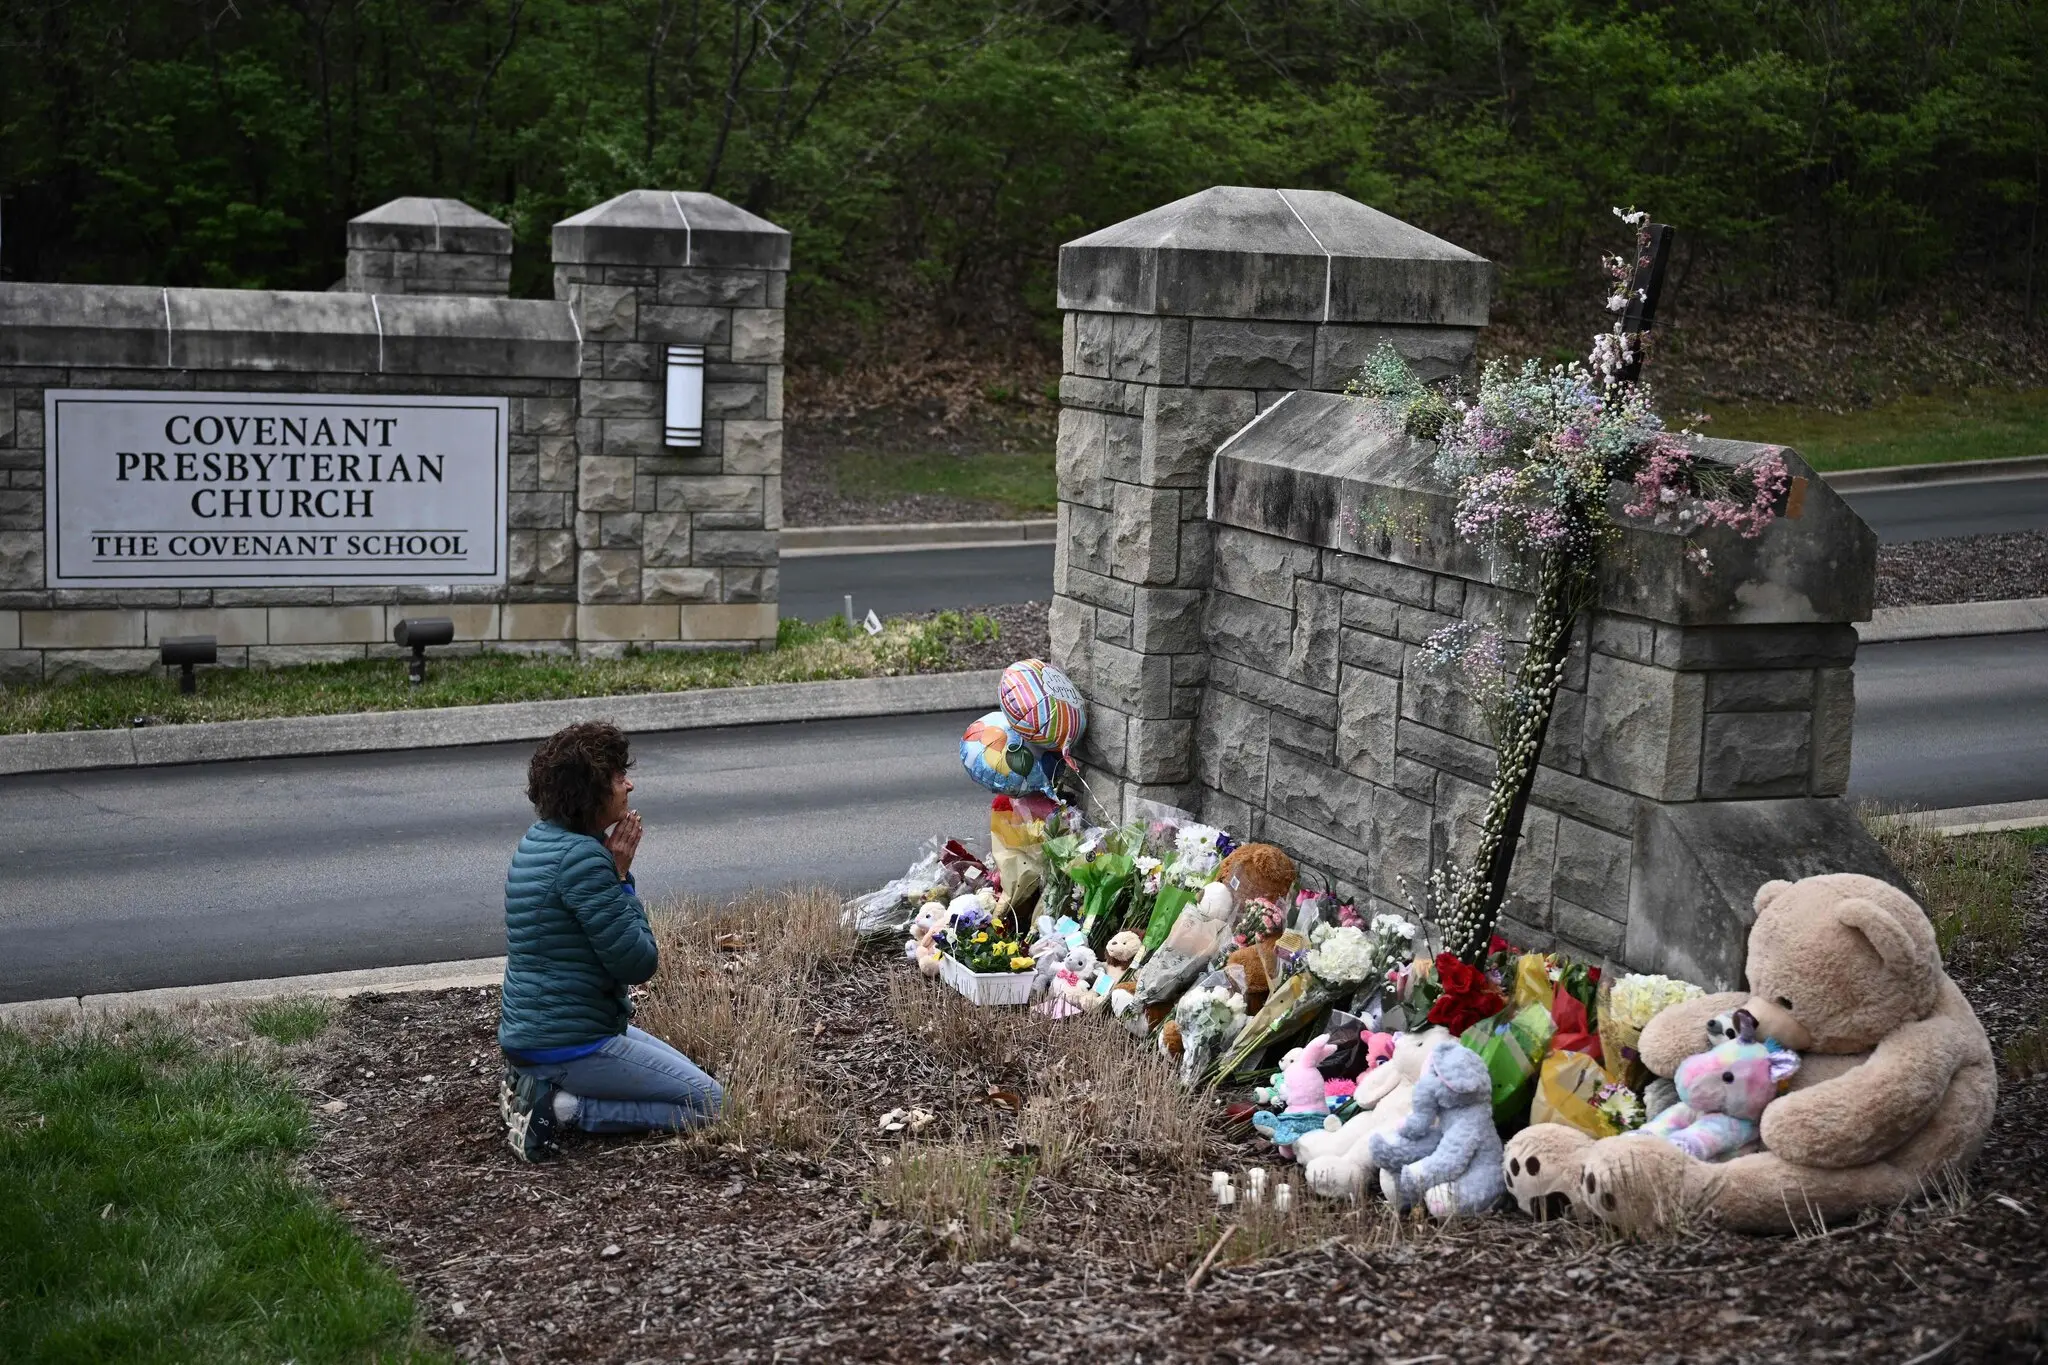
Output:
[302, 850, 2048, 1364]
[1877, 532, 2048, 609]
[922, 601, 1050, 674]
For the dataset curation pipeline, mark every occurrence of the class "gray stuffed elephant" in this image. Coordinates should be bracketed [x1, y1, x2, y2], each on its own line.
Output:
[1367, 1040, 1506, 1217]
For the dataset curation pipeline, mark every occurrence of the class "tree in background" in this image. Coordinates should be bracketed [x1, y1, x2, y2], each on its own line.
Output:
[2, 0, 2042, 357]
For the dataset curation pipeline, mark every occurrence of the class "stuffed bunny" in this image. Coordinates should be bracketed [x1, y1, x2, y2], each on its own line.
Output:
[1368, 1040, 1506, 1218]
[1640, 1009, 1801, 1162]
[1251, 1034, 1341, 1154]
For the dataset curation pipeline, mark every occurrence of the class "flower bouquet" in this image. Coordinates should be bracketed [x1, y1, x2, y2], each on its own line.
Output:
[1169, 985, 1247, 1089]
[1230, 894, 1289, 950]
[1426, 951, 1508, 1036]
[932, 902, 1036, 1007]
[1371, 954, 1442, 1033]
[1601, 972, 1704, 1089]
[1205, 921, 1389, 1087]
[1066, 824, 1140, 955]
[1459, 1000, 1556, 1129]
[1036, 808, 1085, 921]
[1139, 822, 1231, 953]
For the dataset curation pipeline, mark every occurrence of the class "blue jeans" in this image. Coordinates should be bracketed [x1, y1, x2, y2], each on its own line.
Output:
[510, 1026, 724, 1134]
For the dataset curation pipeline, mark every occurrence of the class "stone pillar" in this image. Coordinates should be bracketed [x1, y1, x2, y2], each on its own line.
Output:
[1052, 186, 1492, 819]
[551, 190, 788, 651]
[345, 198, 513, 297]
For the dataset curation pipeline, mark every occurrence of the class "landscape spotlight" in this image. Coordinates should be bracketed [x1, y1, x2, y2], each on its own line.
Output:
[160, 635, 218, 695]
[392, 616, 455, 685]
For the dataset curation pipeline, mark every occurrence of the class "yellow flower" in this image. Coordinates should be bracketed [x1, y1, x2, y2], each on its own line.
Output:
[1010, 956, 1035, 971]
[973, 932, 989, 943]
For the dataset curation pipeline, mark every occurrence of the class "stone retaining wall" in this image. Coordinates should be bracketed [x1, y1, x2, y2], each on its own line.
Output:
[1053, 188, 1900, 987]
[0, 190, 786, 682]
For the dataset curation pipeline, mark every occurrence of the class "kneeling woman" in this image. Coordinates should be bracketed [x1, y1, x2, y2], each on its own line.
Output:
[498, 721, 722, 1161]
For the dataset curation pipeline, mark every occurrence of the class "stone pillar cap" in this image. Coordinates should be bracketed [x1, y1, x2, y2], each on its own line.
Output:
[552, 190, 791, 271]
[1058, 185, 1491, 326]
[346, 198, 513, 255]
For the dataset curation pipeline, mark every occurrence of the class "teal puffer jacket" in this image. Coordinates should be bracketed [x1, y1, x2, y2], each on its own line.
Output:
[498, 821, 659, 1052]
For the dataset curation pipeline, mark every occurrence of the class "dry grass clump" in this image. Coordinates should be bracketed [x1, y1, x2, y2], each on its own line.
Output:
[866, 1142, 1030, 1259]
[640, 900, 1502, 1271]
[637, 887, 856, 1155]
[1865, 815, 2040, 970]
[2006, 1017, 2048, 1081]
[871, 975, 1373, 1267]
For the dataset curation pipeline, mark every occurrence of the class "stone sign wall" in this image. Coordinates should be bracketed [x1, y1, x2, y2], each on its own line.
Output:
[1053, 187, 1900, 987]
[0, 190, 786, 682]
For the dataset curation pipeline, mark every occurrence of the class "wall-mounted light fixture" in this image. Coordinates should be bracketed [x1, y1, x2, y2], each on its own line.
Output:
[664, 344, 704, 448]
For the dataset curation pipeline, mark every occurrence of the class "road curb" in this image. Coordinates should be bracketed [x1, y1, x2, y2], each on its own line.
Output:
[1858, 597, 2048, 644]
[0, 668, 1002, 778]
[1870, 799, 2048, 837]
[0, 956, 509, 1026]
[781, 519, 1055, 554]
[1823, 453, 2048, 492]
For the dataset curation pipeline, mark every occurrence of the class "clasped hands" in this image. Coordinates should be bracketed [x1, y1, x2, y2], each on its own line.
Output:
[605, 810, 644, 882]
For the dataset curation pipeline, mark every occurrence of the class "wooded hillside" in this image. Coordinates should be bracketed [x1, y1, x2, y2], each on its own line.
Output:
[4, 0, 2042, 367]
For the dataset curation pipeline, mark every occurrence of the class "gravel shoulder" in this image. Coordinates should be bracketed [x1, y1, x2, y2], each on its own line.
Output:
[1877, 531, 2048, 608]
[301, 848, 2048, 1364]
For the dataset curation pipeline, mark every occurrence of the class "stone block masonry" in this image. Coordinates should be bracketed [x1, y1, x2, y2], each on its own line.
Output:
[0, 191, 787, 681]
[553, 191, 788, 651]
[1052, 187, 1902, 987]
[345, 198, 514, 298]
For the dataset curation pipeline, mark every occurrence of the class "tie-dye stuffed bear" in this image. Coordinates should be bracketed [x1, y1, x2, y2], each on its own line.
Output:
[1640, 1009, 1801, 1162]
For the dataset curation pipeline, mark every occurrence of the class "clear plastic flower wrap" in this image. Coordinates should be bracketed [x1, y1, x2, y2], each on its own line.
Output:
[842, 839, 955, 944]
[1170, 985, 1248, 1088]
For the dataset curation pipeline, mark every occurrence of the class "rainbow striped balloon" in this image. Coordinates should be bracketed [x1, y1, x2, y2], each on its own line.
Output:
[998, 658, 1086, 755]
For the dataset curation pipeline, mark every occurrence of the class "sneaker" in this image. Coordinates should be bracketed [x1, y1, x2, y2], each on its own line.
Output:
[498, 1065, 518, 1128]
[504, 1070, 560, 1164]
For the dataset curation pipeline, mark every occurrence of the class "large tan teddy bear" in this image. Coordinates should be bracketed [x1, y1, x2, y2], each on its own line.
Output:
[1503, 873, 1996, 1233]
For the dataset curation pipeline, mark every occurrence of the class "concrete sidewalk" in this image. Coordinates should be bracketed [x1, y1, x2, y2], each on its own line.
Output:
[0, 956, 508, 1026]
[1859, 597, 2048, 644]
[1822, 453, 2048, 492]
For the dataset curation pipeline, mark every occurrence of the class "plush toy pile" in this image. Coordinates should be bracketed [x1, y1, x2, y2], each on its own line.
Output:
[846, 664, 1997, 1234]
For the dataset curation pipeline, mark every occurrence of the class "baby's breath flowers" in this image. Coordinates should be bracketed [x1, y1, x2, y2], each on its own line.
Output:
[1358, 208, 1793, 961]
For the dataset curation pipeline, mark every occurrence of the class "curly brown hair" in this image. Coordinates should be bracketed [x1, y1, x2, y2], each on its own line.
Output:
[526, 721, 633, 835]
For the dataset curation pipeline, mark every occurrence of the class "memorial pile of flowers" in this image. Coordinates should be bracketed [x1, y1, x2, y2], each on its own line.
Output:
[840, 212, 1800, 1224]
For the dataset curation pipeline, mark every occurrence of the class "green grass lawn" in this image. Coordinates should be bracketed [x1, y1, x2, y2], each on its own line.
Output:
[834, 446, 1056, 515]
[0, 1014, 437, 1363]
[0, 611, 998, 736]
[828, 389, 2043, 495]
[1707, 388, 2048, 471]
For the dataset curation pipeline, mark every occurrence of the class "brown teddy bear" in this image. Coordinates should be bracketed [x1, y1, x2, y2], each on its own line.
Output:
[1506, 873, 1996, 1233]
[1215, 843, 1297, 905]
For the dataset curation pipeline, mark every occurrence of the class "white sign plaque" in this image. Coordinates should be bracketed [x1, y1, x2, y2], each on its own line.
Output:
[44, 390, 508, 587]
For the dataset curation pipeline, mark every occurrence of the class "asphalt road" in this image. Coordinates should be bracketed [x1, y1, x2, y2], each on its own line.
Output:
[775, 475, 2048, 622]
[0, 710, 989, 1003]
[4, 629, 2043, 1002]
[1847, 629, 2048, 810]
[780, 544, 1053, 620]
[1839, 474, 2048, 543]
